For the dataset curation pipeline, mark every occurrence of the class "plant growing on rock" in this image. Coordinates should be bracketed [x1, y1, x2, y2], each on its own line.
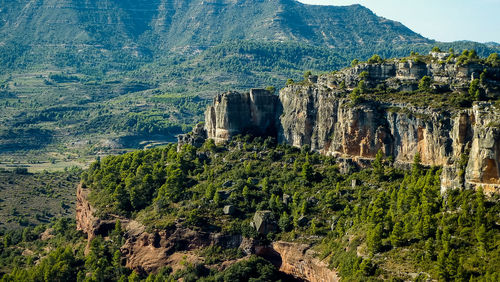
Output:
[367, 54, 383, 64]
[418, 76, 432, 92]
[486, 53, 499, 67]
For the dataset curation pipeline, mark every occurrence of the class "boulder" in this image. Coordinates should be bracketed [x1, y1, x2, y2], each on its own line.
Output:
[223, 205, 236, 215]
[253, 210, 278, 234]
[177, 123, 207, 152]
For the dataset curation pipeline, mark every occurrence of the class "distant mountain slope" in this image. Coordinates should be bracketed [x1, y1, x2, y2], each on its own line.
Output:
[0, 0, 431, 73]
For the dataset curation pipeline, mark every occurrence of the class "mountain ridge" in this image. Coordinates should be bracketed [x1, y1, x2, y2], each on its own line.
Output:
[0, 0, 431, 72]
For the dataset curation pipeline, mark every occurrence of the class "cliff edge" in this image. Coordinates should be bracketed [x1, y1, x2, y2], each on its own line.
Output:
[201, 58, 500, 193]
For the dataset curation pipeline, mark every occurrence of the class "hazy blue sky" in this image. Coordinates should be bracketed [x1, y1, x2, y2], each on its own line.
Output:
[298, 0, 500, 43]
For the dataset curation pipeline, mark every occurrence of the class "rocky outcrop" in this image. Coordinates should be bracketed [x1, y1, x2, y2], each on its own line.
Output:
[202, 61, 500, 193]
[341, 59, 500, 91]
[177, 122, 207, 151]
[76, 184, 119, 252]
[120, 222, 242, 273]
[77, 183, 248, 273]
[205, 88, 279, 143]
[257, 241, 339, 282]
[465, 104, 500, 194]
[251, 210, 278, 234]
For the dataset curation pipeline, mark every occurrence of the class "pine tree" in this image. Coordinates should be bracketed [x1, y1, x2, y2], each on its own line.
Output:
[205, 184, 215, 200]
[279, 212, 291, 232]
[367, 223, 383, 254]
[421, 215, 432, 239]
[213, 190, 220, 206]
[468, 79, 480, 97]
[301, 200, 308, 215]
[437, 251, 448, 281]
[261, 177, 269, 194]
[446, 250, 458, 280]
[113, 184, 130, 212]
[372, 149, 384, 180]
[412, 153, 422, 176]
[476, 224, 487, 255]
[390, 221, 404, 247]
[242, 185, 249, 200]
[301, 159, 314, 182]
[474, 189, 486, 228]
[424, 238, 435, 261]
[456, 257, 466, 282]
[418, 76, 432, 92]
[442, 227, 451, 254]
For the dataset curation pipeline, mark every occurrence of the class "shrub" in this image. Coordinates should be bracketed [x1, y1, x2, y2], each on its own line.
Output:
[265, 86, 276, 94]
[13, 167, 29, 175]
[303, 70, 312, 79]
[486, 53, 499, 67]
[367, 54, 383, 64]
[418, 76, 432, 92]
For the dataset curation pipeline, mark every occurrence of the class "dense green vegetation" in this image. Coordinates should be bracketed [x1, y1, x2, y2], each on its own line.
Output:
[51, 137, 498, 281]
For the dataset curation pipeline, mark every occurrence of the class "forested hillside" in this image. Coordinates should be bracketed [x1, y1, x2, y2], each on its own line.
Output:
[1, 137, 498, 281]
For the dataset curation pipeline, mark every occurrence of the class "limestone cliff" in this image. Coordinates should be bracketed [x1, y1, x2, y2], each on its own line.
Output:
[203, 60, 500, 193]
[76, 184, 119, 253]
[204, 88, 279, 143]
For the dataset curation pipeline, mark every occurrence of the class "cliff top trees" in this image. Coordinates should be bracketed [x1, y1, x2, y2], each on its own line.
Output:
[418, 76, 432, 92]
[367, 54, 383, 64]
[486, 53, 499, 66]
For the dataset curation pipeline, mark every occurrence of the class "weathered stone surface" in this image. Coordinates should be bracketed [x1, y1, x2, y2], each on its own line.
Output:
[282, 194, 291, 205]
[223, 205, 236, 215]
[205, 88, 279, 144]
[177, 122, 207, 151]
[465, 103, 500, 195]
[76, 184, 121, 254]
[257, 241, 339, 282]
[253, 210, 278, 234]
[278, 87, 499, 193]
[200, 61, 500, 193]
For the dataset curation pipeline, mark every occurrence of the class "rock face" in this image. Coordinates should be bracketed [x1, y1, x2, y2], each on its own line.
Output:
[257, 241, 339, 282]
[76, 184, 119, 253]
[77, 183, 246, 273]
[205, 89, 279, 143]
[120, 222, 243, 273]
[465, 104, 500, 194]
[202, 61, 500, 193]
[177, 122, 207, 151]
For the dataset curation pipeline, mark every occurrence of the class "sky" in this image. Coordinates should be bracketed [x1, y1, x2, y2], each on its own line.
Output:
[297, 0, 500, 43]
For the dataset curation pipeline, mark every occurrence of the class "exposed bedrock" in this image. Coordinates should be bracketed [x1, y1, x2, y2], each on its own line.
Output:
[203, 61, 500, 193]
[204, 88, 280, 144]
[256, 241, 339, 282]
